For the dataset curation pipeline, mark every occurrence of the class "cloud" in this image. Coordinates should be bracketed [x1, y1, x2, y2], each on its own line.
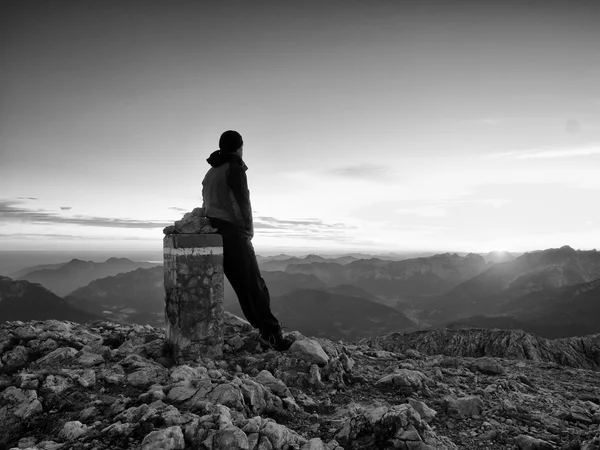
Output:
[0, 233, 87, 240]
[0, 233, 155, 241]
[16, 197, 38, 200]
[0, 200, 171, 229]
[169, 207, 189, 212]
[60, 206, 72, 211]
[490, 146, 600, 160]
[253, 215, 356, 242]
[328, 164, 389, 179]
[255, 216, 353, 230]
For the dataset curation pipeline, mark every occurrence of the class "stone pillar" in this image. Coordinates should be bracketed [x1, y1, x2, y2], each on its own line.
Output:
[163, 233, 224, 361]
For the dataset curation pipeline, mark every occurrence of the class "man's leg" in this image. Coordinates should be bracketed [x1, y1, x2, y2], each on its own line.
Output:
[221, 233, 261, 329]
[238, 237, 281, 336]
[210, 218, 288, 349]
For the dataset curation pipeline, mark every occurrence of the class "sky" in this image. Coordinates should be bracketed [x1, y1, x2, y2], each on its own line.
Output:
[1, 0, 599, 254]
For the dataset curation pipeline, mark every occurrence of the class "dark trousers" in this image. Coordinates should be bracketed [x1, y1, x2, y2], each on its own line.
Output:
[209, 218, 280, 335]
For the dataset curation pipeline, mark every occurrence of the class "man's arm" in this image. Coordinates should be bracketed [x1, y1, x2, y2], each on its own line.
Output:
[227, 162, 254, 238]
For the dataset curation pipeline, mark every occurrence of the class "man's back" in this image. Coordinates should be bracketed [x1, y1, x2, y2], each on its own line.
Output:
[202, 149, 252, 238]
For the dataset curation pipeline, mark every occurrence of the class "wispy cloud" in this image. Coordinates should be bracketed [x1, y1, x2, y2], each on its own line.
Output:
[60, 206, 72, 211]
[0, 233, 87, 240]
[253, 215, 356, 242]
[0, 200, 171, 229]
[169, 206, 189, 212]
[255, 216, 352, 230]
[16, 197, 38, 201]
[0, 233, 155, 241]
[490, 146, 600, 160]
[329, 164, 389, 179]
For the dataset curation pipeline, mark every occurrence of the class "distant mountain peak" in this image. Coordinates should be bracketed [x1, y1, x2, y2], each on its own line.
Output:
[558, 245, 575, 252]
[105, 257, 134, 263]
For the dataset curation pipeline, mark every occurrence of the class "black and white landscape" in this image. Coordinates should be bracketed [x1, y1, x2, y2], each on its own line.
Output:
[2, 1, 600, 448]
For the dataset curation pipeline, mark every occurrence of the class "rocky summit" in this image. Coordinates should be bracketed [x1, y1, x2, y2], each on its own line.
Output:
[1, 316, 600, 450]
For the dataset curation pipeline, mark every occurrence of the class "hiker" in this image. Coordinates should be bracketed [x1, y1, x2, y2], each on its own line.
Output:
[201, 130, 293, 351]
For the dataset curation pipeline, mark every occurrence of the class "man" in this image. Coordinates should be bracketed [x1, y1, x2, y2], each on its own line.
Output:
[202, 130, 293, 351]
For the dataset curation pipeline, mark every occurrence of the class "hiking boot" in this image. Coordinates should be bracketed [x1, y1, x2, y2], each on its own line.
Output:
[259, 330, 293, 352]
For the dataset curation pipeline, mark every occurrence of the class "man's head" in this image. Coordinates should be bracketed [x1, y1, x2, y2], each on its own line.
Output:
[219, 130, 244, 154]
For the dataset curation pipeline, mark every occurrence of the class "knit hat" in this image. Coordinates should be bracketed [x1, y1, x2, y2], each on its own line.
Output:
[219, 130, 243, 153]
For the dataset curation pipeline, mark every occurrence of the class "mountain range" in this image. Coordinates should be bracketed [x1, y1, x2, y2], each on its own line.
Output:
[3, 245, 599, 340]
[0, 276, 98, 323]
[2, 266, 417, 340]
[65, 266, 165, 327]
[446, 276, 600, 338]
[258, 254, 359, 271]
[426, 246, 600, 324]
[17, 257, 161, 296]
[270, 288, 417, 341]
[285, 252, 488, 300]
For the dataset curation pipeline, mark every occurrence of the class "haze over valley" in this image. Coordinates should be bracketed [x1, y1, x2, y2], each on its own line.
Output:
[2, 245, 598, 341]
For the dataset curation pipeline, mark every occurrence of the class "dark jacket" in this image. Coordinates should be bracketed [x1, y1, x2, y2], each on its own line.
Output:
[202, 151, 253, 238]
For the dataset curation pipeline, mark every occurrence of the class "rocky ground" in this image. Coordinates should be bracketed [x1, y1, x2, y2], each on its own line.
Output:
[1, 315, 600, 450]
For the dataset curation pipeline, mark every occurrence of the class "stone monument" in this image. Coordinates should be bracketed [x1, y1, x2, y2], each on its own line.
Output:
[163, 208, 224, 361]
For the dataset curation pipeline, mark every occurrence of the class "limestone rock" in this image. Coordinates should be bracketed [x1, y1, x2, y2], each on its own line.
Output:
[375, 369, 430, 394]
[206, 383, 244, 410]
[1, 386, 43, 419]
[443, 395, 484, 418]
[2, 315, 600, 450]
[2, 345, 30, 368]
[35, 347, 78, 366]
[301, 438, 329, 450]
[76, 351, 104, 367]
[170, 364, 209, 384]
[408, 398, 437, 423]
[361, 328, 600, 371]
[255, 370, 291, 397]
[260, 419, 307, 449]
[213, 425, 249, 450]
[290, 339, 329, 365]
[239, 379, 272, 414]
[163, 208, 217, 235]
[141, 426, 185, 450]
[582, 437, 600, 450]
[335, 403, 457, 449]
[470, 358, 506, 375]
[515, 434, 555, 450]
[42, 375, 73, 394]
[58, 421, 90, 441]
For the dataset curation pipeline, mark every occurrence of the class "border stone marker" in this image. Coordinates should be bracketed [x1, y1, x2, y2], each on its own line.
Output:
[163, 233, 224, 361]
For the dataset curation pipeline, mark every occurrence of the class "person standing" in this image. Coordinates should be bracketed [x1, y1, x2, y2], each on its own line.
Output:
[201, 130, 293, 351]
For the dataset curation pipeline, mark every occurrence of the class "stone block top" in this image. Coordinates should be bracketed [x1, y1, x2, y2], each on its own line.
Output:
[164, 233, 223, 251]
[163, 207, 218, 235]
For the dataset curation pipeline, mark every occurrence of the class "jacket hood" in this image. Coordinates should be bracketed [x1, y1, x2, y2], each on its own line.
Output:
[206, 150, 248, 170]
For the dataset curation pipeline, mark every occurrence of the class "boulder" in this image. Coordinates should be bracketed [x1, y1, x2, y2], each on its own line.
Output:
[255, 370, 291, 397]
[443, 395, 484, 418]
[58, 421, 90, 441]
[141, 426, 185, 450]
[408, 398, 437, 423]
[213, 425, 249, 450]
[290, 339, 329, 365]
[515, 434, 555, 450]
[375, 369, 430, 394]
[470, 358, 506, 375]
